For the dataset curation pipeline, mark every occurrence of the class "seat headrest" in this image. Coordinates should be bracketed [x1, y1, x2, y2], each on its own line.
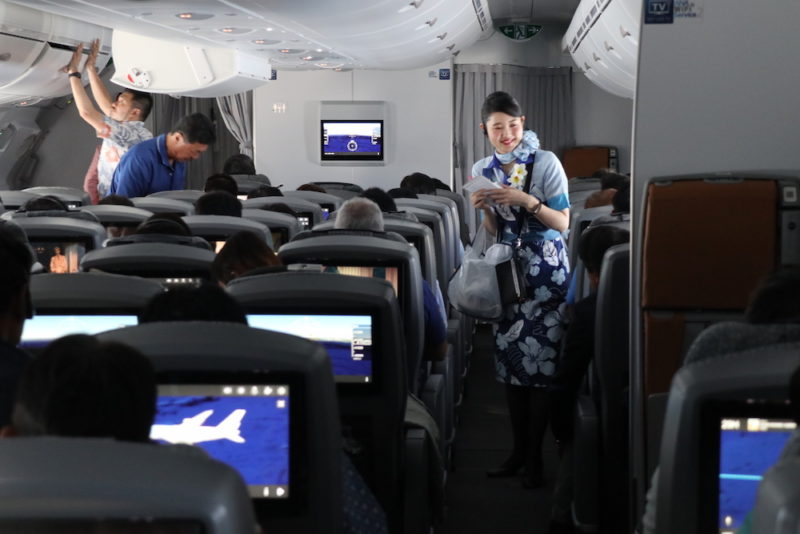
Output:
[292, 228, 408, 244]
[12, 210, 101, 223]
[385, 211, 420, 223]
[684, 322, 800, 366]
[105, 233, 213, 250]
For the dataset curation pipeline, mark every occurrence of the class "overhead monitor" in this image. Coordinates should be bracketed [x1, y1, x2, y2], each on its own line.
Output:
[152, 371, 304, 515]
[702, 400, 797, 534]
[19, 313, 138, 351]
[247, 314, 373, 384]
[321, 120, 383, 162]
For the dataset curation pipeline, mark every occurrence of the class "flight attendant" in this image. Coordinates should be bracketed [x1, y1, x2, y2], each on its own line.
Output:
[469, 91, 570, 487]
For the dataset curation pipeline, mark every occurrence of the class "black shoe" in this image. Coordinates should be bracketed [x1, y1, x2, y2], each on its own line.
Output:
[486, 457, 524, 477]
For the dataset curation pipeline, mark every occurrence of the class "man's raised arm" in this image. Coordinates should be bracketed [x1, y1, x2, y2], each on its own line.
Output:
[85, 39, 114, 116]
[65, 43, 107, 135]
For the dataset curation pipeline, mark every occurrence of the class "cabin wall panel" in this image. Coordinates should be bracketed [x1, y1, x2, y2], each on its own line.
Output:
[252, 61, 453, 191]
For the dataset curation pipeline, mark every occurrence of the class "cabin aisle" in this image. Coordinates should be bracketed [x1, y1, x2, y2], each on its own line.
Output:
[440, 324, 557, 534]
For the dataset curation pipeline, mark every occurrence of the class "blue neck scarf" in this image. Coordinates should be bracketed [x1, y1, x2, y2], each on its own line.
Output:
[494, 130, 540, 164]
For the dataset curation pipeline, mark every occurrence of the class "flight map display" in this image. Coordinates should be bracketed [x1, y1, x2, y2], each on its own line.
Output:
[19, 314, 138, 350]
[321, 120, 383, 161]
[152, 384, 291, 499]
[247, 314, 373, 383]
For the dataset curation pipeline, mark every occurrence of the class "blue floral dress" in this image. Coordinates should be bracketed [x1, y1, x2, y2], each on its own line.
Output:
[471, 150, 571, 387]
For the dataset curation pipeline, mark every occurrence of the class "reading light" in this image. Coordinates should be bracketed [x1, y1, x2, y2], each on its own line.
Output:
[221, 28, 234, 33]
[175, 12, 213, 21]
[266, 27, 274, 31]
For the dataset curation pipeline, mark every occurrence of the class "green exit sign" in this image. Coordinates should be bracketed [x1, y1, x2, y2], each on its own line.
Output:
[498, 23, 543, 41]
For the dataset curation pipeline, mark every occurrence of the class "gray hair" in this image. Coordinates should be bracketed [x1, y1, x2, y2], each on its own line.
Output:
[334, 197, 384, 232]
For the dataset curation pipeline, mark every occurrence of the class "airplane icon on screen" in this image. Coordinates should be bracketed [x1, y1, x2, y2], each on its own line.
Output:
[151, 409, 246, 445]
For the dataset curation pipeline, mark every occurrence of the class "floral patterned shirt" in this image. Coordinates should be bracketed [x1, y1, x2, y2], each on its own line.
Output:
[96, 117, 153, 197]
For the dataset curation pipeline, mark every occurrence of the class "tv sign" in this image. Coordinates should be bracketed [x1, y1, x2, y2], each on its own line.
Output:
[645, 0, 673, 24]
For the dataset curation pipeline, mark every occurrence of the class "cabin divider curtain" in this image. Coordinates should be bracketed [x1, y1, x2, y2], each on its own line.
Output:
[150, 94, 239, 190]
[215, 92, 254, 159]
[453, 64, 574, 233]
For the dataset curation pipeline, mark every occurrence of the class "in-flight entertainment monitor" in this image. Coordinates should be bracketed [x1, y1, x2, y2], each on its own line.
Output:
[247, 314, 373, 384]
[322, 265, 399, 298]
[321, 120, 384, 162]
[19, 313, 138, 351]
[701, 400, 796, 534]
[152, 372, 304, 514]
[296, 212, 313, 231]
[30, 240, 87, 274]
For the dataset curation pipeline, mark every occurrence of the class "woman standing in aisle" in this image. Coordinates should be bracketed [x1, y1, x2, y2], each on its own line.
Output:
[470, 91, 571, 488]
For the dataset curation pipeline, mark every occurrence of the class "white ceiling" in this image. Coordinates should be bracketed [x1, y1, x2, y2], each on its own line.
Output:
[7, 0, 580, 71]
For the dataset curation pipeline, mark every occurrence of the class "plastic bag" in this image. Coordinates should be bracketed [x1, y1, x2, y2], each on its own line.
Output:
[448, 229, 504, 321]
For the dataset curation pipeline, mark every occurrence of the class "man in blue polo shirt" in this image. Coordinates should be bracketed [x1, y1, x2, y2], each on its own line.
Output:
[109, 112, 215, 198]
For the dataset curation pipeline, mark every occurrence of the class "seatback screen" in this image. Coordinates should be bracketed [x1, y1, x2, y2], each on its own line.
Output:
[247, 314, 373, 383]
[153, 383, 291, 500]
[322, 265, 399, 297]
[717, 415, 796, 533]
[19, 314, 138, 351]
[31, 241, 86, 273]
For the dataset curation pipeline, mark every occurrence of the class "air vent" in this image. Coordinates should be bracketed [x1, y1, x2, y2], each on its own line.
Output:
[472, 0, 490, 32]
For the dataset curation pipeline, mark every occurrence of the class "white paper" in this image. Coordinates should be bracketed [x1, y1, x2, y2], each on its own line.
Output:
[463, 175, 501, 194]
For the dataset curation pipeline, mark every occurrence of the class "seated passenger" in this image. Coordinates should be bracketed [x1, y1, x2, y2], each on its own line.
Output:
[0, 227, 34, 427]
[97, 194, 137, 238]
[19, 195, 69, 213]
[195, 191, 243, 217]
[360, 187, 397, 213]
[642, 265, 800, 534]
[139, 284, 248, 324]
[211, 231, 283, 285]
[400, 172, 436, 195]
[297, 183, 327, 193]
[204, 173, 239, 197]
[431, 178, 451, 192]
[247, 186, 283, 199]
[583, 171, 629, 209]
[223, 154, 256, 176]
[135, 214, 192, 236]
[258, 202, 296, 217]
[3, 334, 155, 442]
[334, 197, 447, 362]
[387, 187, 418, 199]
[548, 225, 630, 533]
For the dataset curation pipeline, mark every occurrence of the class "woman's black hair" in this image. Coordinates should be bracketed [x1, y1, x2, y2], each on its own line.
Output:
[480, 91, 523, 130]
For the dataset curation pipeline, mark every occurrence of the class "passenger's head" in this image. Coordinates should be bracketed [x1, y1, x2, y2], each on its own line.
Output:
[260, 203, 296, 217]
[612, 183, 630, 214]
[334, 197, 383, 232]
[203, 173, 238, 197]
[223, 154, 256, 176]
[110, 89, 153, 122]
[21, 195, 68, 212]
[479, 92, 525, 154]
[247, 186, 283, 199]
[135, 214, 191, 237]
[360, 187, 397, 213]
[400, 172, 436, 195]
[745, 266, 800, 324]
[600, 172, 630, 191]
[139, 283, 248, 324]
[431, 178, 451, 192]
[211, 230, 282, 285]
[297, 183, 327, 193]
[195, 191, 242, 217]
[578, 225, 630, 289]
[167, 113, 215, 162]
[388, 187, 418, 199]
[8, 334, 156, 442]
[98, 194, 135, 207]
[0, 225, 34, 345]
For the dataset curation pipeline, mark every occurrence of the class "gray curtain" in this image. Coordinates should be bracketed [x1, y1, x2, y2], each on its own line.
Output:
[149, 94, 239, 190]
[215, 92, 253, 158]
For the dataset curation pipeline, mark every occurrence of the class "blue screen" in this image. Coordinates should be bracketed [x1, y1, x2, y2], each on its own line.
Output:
[247, 314, 373, 383]
[321, 120, 383, 160]
[718, 417, 796, 532]
[19, 314, 138, 350]
[152, 385, 290, 499]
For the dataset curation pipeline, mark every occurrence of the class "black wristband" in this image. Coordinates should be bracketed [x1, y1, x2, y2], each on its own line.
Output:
[68, 72, 82, 78]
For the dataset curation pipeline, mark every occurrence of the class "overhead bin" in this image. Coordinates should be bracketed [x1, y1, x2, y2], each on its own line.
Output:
[0, 0, 112, 106]
[562, 0, 641, 99]
[110, 30, 271, 98]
